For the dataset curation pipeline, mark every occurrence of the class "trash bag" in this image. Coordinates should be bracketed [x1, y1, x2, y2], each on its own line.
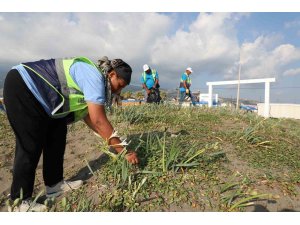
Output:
[147, 88, 161, 103]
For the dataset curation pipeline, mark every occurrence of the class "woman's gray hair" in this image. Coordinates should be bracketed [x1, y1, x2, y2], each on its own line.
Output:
[98, 56, 112, 76]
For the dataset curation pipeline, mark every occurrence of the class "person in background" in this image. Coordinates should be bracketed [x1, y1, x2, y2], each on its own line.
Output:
[3, 56, 139, 212]
[178, 67, 196, 106]
[112, 93, 122, 107]
[140, 64, 161, 103]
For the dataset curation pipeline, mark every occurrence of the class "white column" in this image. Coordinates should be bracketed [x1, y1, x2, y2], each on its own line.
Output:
[208, 85, 213, 107]
[264, 81, 270, 118]
[236, 59, 242, 110]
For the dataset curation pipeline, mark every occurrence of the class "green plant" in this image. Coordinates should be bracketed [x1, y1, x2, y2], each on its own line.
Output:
[58, 189, 95, 212]
[6, 189, 45, 212]
[220, 176, 269, 211]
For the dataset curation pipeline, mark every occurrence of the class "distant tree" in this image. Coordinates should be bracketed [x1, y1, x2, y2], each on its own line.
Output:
[121, 91, 133, 100]
[112, 93, 121, 107]
[135, 91, 144, 100]
[160, 90, 167, 100]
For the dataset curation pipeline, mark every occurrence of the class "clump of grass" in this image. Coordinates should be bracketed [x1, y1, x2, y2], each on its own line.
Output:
[112, 106, 145, 124]
[6, 189, 45, 212]
[154, 132, 225, 173]
[55, 189, 95, 212]
[224, 112, 300, 178]
[219, 175, 269, 211]
[92, 130, 150, 211]
[6, 189, 24, 212]
[236, 118, 272, 148]
[89, 126, 226, 211]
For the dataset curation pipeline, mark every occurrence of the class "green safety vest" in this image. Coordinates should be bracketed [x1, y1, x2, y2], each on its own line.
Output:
[179, 73, 191, 89]
[142, 69, 157, 83]
[22, 57, 99, 123]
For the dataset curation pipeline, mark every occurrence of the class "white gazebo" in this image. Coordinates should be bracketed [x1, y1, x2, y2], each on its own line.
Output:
[206, 78, 276, 118]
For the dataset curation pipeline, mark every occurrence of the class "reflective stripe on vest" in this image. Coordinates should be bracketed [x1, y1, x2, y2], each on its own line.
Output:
[55, 57, 94, 120]
[22, 57, 99, 122]
[179, 73, 191, 88]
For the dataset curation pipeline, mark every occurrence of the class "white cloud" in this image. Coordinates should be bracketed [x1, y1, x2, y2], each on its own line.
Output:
[0, 12, 171, 65]
[235, 35, 300, 79]
[0, 12, 175, 87]
[283, 68, 300, 77]
[284, 19, 300, 29]
[150, 13, 241, 77]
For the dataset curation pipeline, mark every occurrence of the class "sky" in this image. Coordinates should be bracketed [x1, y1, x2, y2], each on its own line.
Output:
[1, 11, 300, 103]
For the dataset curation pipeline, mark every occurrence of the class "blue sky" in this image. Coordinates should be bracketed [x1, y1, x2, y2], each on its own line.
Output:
[1, 12, 300, 103]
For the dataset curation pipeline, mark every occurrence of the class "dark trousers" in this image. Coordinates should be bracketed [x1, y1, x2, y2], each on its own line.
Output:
[179, 91, 196, 106]
[3, 69, 67, 200]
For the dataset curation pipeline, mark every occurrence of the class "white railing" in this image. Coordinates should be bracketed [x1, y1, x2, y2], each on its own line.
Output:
[206, 78, 276, 118]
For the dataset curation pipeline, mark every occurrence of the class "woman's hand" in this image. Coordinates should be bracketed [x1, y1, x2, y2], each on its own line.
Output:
[125, 151, 139, 164]
[85, 103, 139, 165]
